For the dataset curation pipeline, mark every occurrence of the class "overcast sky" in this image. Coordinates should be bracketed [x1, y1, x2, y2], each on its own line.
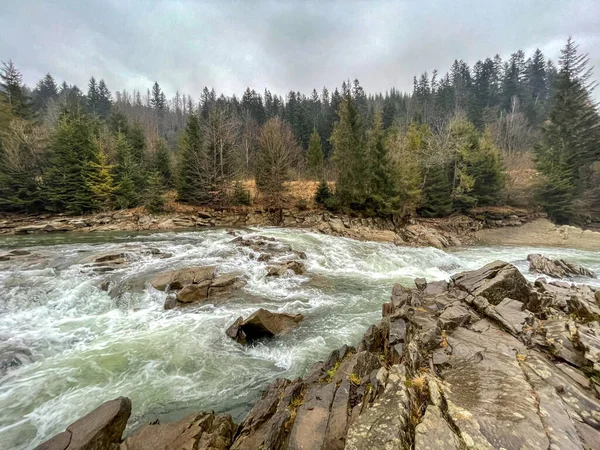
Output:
[2, 0, 600, 100]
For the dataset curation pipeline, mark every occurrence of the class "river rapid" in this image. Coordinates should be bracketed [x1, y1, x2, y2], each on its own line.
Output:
[1, 227, 599, 449]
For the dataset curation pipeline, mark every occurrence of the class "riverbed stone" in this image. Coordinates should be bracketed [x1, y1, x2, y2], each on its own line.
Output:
[35, 397, 131, 450]
[225, 308, 304, 344]
[528, 253, 596, 278]
[120, 412, 234, 450]
[452, 260, 531, 305]
[176, 281, 211, 303]
[151, 266, 215, 291]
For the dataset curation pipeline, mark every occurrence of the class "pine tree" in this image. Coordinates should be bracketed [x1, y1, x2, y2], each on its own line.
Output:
[87, 77, 99, 116]
[314, 179, 332, 205]
[33, 73, 58, 113]
[45, 112, 99, 214]
[306, 127, 324, 179]
[153, 138, 172, 187]
[330, 92, 366, 207]
[97, 80, 112, 119]
[143, 171, 166, 213]
[535, 37, 600, 224]
[368, 110, 395, 202]
[419, 164, 453, 217]
[0, 60, 30, 118]
[113, 132, 140, 209]
[86, 150, 115, 210]
[177, 113, 207, 203]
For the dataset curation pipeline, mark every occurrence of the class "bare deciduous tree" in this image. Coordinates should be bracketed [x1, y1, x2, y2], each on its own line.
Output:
[255, 117, 300, 205]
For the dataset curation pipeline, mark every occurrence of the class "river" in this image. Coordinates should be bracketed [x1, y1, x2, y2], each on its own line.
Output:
[1, 227, 599, 449]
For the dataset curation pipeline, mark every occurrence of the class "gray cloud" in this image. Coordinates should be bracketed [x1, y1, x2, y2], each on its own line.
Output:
[2, 0, 600, 100]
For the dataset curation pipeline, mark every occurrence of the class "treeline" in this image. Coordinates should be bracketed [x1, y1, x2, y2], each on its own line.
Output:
[0, 38, 599, 224]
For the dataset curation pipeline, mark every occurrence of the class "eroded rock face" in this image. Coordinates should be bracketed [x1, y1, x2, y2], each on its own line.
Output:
[452, 260, 531, 304]
[528, 253, 596, 278]
[226, 308, 304, 344]
[35, 397, 131, 450]
[120, 412, 234, 450]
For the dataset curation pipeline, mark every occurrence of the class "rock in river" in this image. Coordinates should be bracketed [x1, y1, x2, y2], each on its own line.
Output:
[35, 397, 131, 450]
[226, 308, 304, 344]
[528, 253, 596, 278]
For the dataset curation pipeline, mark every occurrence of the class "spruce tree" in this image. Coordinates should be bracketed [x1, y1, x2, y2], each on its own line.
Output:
[87, 77, 99, 116]
[330, 92, 366, 207]
[314, 179, 332, 205]
[177, 113, 207, 203]
[45, 112, 99, 214]
[419, 164, 453, 217]
[113, 132, 140, 209]
[143, 171, 166, 213]
[153, 138, 172, 187]
[0, 60, 30, 119]
[368, 110, 395, 203]
[306, 127, 324, 179]
[86, 150, 115, 210]
[534, 37, 600, 223]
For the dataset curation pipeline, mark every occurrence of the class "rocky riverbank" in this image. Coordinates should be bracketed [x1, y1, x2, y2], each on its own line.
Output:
[0, 206, 544, 249]
[36, 260, 600, 450]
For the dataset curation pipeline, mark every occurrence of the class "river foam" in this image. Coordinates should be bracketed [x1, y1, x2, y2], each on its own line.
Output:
[1, 227, 599, 449]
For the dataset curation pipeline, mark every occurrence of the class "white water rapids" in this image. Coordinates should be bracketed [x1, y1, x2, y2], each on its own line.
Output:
[1, 227, 599, 449]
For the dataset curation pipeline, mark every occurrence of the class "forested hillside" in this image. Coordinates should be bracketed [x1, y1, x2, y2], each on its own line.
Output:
[1, 38, 599, 224]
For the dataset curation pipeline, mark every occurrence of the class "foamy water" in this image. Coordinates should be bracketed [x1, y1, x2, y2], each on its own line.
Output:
[0, 227, 599, 449]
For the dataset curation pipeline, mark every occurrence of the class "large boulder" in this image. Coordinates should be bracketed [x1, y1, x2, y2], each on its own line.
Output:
[35, 397, 131, 450]
[528, 254, 596, 278]
[226, 308, 304, 344]
[151, 266, 215, 291]
[452, 260, 531, 305]
[120, 412, 234, 450]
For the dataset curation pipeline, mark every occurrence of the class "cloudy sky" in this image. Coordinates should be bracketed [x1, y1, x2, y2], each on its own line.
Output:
[2, 0, 600, 100]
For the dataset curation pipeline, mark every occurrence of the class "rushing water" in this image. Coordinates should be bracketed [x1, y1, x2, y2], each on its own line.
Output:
[1, 227, 599, 449]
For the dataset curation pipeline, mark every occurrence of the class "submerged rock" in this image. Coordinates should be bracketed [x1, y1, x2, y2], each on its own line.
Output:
[226, 308, 304, 344]
[35, 397, 131, 450]
[528, 253, 596, 278]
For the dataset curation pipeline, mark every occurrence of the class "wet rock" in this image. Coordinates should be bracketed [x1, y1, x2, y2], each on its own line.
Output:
[231, 378, 302, 450]
[493, 297, 534, 334]
[528, 253, 596, 278]
[35, 397, 131, 450]
[442, 326, 549, 449]
[0, 346, 33, 376]
[163, 294, 177, 310]
[176, 281, 211, 303]
[208, 273, 246, 297]
[225, 308, 304, 344]
[266, 260, 305, 277]
[414, 277, 427, 291]
[288, 382, 336, 450]
[452, 260, 531, 305]
[437, 302, 471, 331]
[414, 405, 461, 450]
[151, 266, 215, 291]
[345, 364, 411, 449]
[521, 365, 585, 450]
[120, 412, 234, 450]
